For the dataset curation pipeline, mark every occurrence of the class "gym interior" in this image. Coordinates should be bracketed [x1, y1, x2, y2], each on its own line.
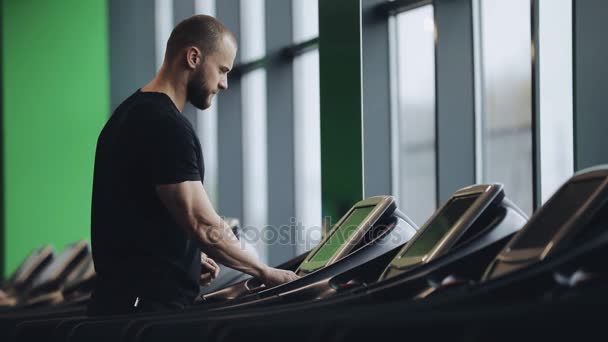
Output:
[1, 0, 607, 341]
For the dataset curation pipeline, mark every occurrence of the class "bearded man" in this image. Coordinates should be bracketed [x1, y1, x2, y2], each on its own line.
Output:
[88, 15, 297, 316]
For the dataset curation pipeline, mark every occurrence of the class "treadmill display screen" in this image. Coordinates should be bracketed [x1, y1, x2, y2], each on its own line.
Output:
[399, 194, 479, 259]
[306, 206, 376, 265]
[509, 178, 603, 250]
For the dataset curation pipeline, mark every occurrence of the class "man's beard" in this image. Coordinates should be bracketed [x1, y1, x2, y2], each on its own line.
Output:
[187, 69, 212, 110]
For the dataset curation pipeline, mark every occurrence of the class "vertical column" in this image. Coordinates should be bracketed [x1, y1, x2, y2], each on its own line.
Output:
[319, 0, 364, 222]
[362, 0, 392, 198]
[434, 0, 476, 203]
[109, 0, 157, 110]
[265, 0, 296, 265]
[0, 1, 5, 277]
[173, 0, 195, 26]
[573, 0, 608, 170]
[531, 0, 541, 209]
[216, 0, 244, 225]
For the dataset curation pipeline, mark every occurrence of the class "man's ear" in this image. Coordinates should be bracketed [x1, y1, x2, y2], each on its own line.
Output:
[186, 47, 201, 69]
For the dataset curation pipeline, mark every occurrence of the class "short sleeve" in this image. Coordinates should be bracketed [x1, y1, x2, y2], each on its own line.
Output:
[143, 111, 201, 185]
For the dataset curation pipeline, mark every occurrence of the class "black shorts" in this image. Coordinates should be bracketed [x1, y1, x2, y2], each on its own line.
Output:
[86, 289, 190, 317]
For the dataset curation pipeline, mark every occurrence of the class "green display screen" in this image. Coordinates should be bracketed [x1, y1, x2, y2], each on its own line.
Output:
[307, 206, 376, 265]
[400, 195, 479, 259]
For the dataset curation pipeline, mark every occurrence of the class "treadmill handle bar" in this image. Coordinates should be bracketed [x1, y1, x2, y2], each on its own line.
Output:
[394, 208, 419, 232]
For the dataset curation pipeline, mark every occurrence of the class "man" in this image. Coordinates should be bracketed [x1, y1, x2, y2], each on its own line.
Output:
[88, 15, 298, 316]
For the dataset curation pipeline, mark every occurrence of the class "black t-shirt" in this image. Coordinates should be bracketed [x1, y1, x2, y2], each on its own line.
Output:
[90, 90, 203, 305]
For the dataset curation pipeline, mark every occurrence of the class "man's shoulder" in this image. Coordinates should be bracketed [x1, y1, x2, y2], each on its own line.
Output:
[109, 91, 196, 139]
[117, 91, 177, 119]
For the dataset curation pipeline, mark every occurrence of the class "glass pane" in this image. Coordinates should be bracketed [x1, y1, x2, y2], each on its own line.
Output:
[194, 0, 219, 205]
[394, 5, 437, 226]
[241, 0, 268, 262]
[293, 0, 319, 43]
[154, 0, 174, 69]
[194, 0, 215, 16]
[240, 0, 265, 61]
[479, 0, 533, 214]
[538, 0, 574, 202]
[293, 50, 322, 254]
[293, 0, 322, 254]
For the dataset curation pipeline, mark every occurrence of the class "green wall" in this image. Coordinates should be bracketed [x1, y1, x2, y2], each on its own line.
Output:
[319, 0, 364, 224]
[1, 0, 109, 277]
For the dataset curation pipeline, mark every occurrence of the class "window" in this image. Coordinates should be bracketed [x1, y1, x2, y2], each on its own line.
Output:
[537, 0, 574, 202]
[478, 0, 533, 214]
[241, 0, 269, 261]
[392, 5, 437, 226]
[194, 0, 219, 204]
[293, 0, 322, 253]
[154, 0, 173, 70]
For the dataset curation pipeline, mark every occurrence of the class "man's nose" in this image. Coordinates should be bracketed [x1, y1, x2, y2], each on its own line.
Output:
[219, 77, 228, 90]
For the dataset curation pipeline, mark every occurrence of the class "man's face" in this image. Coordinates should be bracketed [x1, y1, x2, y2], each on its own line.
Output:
[187, 35, 237, 110]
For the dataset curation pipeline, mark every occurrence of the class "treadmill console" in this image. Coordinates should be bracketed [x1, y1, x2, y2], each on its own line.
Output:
[201, 196, 397, 302]
[380, 184, 508, 280]
[0, 245, 54, 306]
[29, 240, 89, 293]
[5, 245, 54, 292]
[297, 196, 396, 275]
[483, 166, 608, 281]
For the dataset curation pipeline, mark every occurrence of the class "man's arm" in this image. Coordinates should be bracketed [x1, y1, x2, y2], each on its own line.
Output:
[156, 181, 299, 287]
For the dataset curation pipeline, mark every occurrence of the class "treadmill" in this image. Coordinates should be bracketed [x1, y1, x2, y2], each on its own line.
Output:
[44, 197, 415, 341]
[470, 165, 608, 300]
[59, 185, 528, 342]
[17, 240, 91, 308]
[59, 255, 97, 305]
[216, 183, 528, 309]
[52, 174, 608, 339]
[199, 196, 416, 306]
[0, 245, 54, 307]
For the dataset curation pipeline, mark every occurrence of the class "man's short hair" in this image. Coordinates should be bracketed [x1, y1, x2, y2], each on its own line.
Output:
[165, 15, 235, 62]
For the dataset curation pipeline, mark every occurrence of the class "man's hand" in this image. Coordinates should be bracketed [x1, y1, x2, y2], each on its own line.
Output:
[200, 253, 220, 286]
[260, 267, 300, 288]
[0, 290, 16, 306]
